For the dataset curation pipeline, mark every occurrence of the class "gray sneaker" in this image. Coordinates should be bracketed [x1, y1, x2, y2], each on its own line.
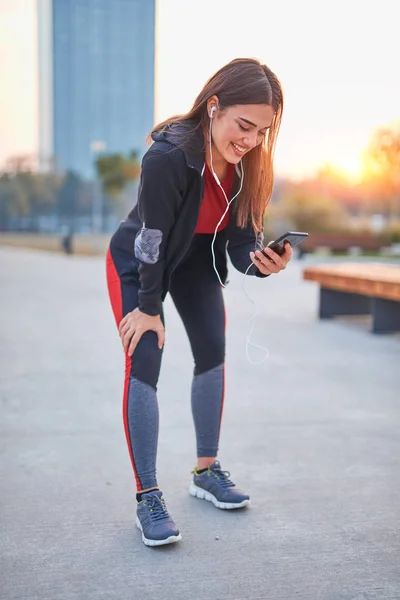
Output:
[136, 490, 182, 547]
[189, 461, 250, 510]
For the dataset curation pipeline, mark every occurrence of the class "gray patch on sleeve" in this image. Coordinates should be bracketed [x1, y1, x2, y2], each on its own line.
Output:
[134, 227, 163, 264]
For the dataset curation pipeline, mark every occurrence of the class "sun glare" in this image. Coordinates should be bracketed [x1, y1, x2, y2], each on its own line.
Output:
[317, 156, 364, 185]
[336, 158, 364, 184]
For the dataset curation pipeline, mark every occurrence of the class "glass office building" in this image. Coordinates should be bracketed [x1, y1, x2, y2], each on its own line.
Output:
[38, 0, 156, 177]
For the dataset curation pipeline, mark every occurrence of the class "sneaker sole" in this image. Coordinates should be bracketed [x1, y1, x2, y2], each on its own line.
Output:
[189, 483, 250, 510]
[135, 517, 182, 547]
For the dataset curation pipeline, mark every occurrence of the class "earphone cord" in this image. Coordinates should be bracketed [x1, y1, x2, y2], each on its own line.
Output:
[209, 112, 244, 286]
[208, 110, 269, 365]
[242, 262, 270, 365]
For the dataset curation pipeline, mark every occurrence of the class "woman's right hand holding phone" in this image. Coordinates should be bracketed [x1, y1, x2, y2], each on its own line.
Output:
[250, 241, 293, 275]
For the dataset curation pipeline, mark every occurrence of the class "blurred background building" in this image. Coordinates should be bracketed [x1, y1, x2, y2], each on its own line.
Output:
[37, 0, 155, 177]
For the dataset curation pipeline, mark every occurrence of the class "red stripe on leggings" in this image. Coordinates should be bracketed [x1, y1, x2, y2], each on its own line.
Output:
[106, 248, 142, 491]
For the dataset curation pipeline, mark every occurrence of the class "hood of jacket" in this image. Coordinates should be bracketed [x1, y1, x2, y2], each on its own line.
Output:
[151, 120, 206, 173]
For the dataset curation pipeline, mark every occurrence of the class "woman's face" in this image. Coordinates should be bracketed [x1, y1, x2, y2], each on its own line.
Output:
[208, 102, 275, 164]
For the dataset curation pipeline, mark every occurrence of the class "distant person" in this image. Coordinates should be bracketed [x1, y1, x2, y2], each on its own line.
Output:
[61, 226, 73, 255]
[106, 58, 292, 547]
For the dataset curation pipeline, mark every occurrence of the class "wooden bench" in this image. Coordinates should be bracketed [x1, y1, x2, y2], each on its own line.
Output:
[303, 263, 400, 333]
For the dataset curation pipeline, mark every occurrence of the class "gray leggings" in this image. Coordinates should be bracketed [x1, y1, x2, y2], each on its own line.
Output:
[106, 235, 226, 491]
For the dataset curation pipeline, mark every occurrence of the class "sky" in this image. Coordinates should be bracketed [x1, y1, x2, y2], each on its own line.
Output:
[0, 0, 399, 180]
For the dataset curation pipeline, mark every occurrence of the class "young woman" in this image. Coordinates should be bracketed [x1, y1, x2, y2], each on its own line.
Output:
[106, 58, 292, 547]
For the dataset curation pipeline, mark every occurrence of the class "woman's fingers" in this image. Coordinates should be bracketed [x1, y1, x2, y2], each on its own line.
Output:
[251, 251, 279, 274]
[128, 331, 142, 357]
[283, 242, 293, 261]
[276, 242, 293, 265]
[251, 241, 295, 275]
[122, 328, 134, 352]
[118, 309, 166, 355]
[118, 315, 128, 334]
[157, 325, 165, 350]
[250, 252, 274, 274]
[119, 321, 131, 339]
[259, 248, 285, 270]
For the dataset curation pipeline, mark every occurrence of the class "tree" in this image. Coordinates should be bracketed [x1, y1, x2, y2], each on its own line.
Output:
[362, 122, 400, 219]
[94, 150, 141, 220]
[0, 155, 60, 227]
[95, 150, 140, 197]
[0, 174, 30, 226]
[16, 172, 59, 218]
[266, 192, 348, 235]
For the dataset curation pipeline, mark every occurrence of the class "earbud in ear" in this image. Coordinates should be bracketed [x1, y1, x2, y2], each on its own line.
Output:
[210, 106, 216, 118]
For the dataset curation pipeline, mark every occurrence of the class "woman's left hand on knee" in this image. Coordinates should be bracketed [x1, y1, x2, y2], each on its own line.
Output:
[118, 308, 165, 356]
[250, 241, 293, 276]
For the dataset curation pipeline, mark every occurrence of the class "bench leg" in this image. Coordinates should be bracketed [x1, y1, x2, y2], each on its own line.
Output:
[371, 298, 400, 333]
[319, 288, 371, 319]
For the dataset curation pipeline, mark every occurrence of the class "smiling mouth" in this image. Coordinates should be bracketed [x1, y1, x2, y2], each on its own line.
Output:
[231, 142, 247, 154]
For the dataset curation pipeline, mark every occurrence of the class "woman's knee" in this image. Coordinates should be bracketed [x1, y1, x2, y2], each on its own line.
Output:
[193, 336, 225, 375]
[127, 330, 163, 389]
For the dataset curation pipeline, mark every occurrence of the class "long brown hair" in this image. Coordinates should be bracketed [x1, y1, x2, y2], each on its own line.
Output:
[149, 58, 284, 232]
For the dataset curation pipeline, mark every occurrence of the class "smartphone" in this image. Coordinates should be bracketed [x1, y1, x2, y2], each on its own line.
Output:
[262, 231, 309, 257]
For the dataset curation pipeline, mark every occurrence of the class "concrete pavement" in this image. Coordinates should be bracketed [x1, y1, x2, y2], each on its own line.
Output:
[1, 247, 399, 600]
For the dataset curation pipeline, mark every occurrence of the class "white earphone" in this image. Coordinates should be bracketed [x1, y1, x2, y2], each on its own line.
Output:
[209, 106, 221, 185]
[208, 104, 243, 285]
[208, 103, 269, 365]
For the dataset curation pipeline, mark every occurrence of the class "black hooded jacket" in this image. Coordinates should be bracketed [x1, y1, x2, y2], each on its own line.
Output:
[109, 121, 267, 316]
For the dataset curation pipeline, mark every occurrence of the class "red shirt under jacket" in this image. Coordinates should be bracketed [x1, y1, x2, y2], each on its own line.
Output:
[194, 163, 235, 234]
